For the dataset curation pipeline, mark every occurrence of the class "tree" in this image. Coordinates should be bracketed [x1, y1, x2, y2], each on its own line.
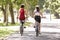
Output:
[9, 0, 15, 24]
[44, 0, 60, 19]
[25, 0, 38, 17]
[0, 0, 6, 22]
[39, 0, 45, 9]
[0, 0, 15, 24]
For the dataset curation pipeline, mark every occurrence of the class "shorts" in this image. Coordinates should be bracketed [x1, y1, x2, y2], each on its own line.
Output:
[20, 20, 25, 24]
[35, 16, 41, 23]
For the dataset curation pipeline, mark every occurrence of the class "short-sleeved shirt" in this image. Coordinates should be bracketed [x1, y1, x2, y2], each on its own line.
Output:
[34, 9, 40, 15]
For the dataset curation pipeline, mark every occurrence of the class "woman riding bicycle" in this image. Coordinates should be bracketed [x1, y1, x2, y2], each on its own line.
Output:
[34, 5, 44, 34]
[17, 4, 27, 28]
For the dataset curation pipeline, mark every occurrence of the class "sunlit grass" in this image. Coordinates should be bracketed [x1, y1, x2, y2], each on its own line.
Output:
[51, 14, 56, 19]
[0, 22, 32, 27]
[0, 29, 14, 38]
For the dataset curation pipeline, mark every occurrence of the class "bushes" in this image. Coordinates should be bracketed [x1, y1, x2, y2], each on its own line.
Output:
[54, 12, 60, 19]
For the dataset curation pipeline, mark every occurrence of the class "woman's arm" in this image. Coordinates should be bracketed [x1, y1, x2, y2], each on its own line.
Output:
[40, 11, 46, 18]
[25, 9, 28, 18]
[40, 11, 43, 17]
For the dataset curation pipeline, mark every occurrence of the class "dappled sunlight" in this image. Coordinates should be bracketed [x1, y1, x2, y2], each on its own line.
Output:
[27, 16, 35, 23]
[0, 0, 60, 40]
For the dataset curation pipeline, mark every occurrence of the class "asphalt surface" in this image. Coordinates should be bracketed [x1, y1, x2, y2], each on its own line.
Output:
[4, 26, 60, 40]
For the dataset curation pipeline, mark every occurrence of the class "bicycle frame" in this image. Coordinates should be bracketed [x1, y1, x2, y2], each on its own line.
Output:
[20, 21, 24, 36]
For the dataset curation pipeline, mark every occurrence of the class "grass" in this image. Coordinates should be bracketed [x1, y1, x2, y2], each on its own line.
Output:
[51, 14, 56, 19]
[24, 22, 32, 26]
[0, 22, 32, 27]
[0, 23, 19, 26]
[0, 23, 4, 26]
[0, 29, 14, 38]
[0, 22, 32, 38]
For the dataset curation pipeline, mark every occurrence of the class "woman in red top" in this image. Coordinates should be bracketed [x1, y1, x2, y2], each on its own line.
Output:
[18, 4, 27, 27]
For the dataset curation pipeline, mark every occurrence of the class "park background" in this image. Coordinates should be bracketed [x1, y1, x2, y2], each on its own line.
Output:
[0, 0, 60, 39]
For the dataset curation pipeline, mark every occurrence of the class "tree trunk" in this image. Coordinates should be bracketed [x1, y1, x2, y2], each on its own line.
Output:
[9, 3, 15, 24]
[1, 4, 6, 23]
[5, 4, 9, 26]
[54, 12, 60, 19]
[1, 5, 6, 22]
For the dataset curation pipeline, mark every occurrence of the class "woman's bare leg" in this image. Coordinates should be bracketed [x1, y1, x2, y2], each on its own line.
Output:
[34, 21, 36, 28]
[36, 22, 40, 32]
[35, 21, 41, 33]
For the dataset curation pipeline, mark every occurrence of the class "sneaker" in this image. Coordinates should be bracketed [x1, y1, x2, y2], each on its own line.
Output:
[34, 26, 35, 28]
[24, 27, 26, 28]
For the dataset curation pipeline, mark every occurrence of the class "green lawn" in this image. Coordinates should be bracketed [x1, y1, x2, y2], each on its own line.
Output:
[0, 22, 32, 27]
[0, 22, 32, 38]
[0, 29, 14, 38]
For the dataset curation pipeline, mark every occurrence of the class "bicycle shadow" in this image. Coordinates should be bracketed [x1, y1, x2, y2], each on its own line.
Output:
[21, 31, 60, 40]
[5, 31, 60, 40]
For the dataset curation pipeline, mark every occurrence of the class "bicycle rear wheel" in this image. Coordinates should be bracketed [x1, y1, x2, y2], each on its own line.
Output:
[20, 26, 23, 36]
[35, 26, 39, 37]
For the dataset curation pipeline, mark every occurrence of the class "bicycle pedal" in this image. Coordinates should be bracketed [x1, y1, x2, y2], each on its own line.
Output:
[24, 27, 26, 28]
[34, 26, 35, 28]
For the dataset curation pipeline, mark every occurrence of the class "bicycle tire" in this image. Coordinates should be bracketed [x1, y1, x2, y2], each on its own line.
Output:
[20, 26, 23, 36]
[35, 26, 39, 37]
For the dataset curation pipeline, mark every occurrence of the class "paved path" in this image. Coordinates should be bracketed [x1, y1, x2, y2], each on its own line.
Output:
[3, 27, 60, 40]
[0, 23, 60, 40]
[5, 31, 60, 40]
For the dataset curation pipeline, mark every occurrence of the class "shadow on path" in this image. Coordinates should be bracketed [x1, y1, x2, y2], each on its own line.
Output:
[5, 31, 60, 40]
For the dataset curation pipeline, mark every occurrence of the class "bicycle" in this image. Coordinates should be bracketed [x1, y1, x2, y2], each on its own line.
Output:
[20, 20, 24, 36]
[35, 16, 46, 37]
[35, 22, 39, 37]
